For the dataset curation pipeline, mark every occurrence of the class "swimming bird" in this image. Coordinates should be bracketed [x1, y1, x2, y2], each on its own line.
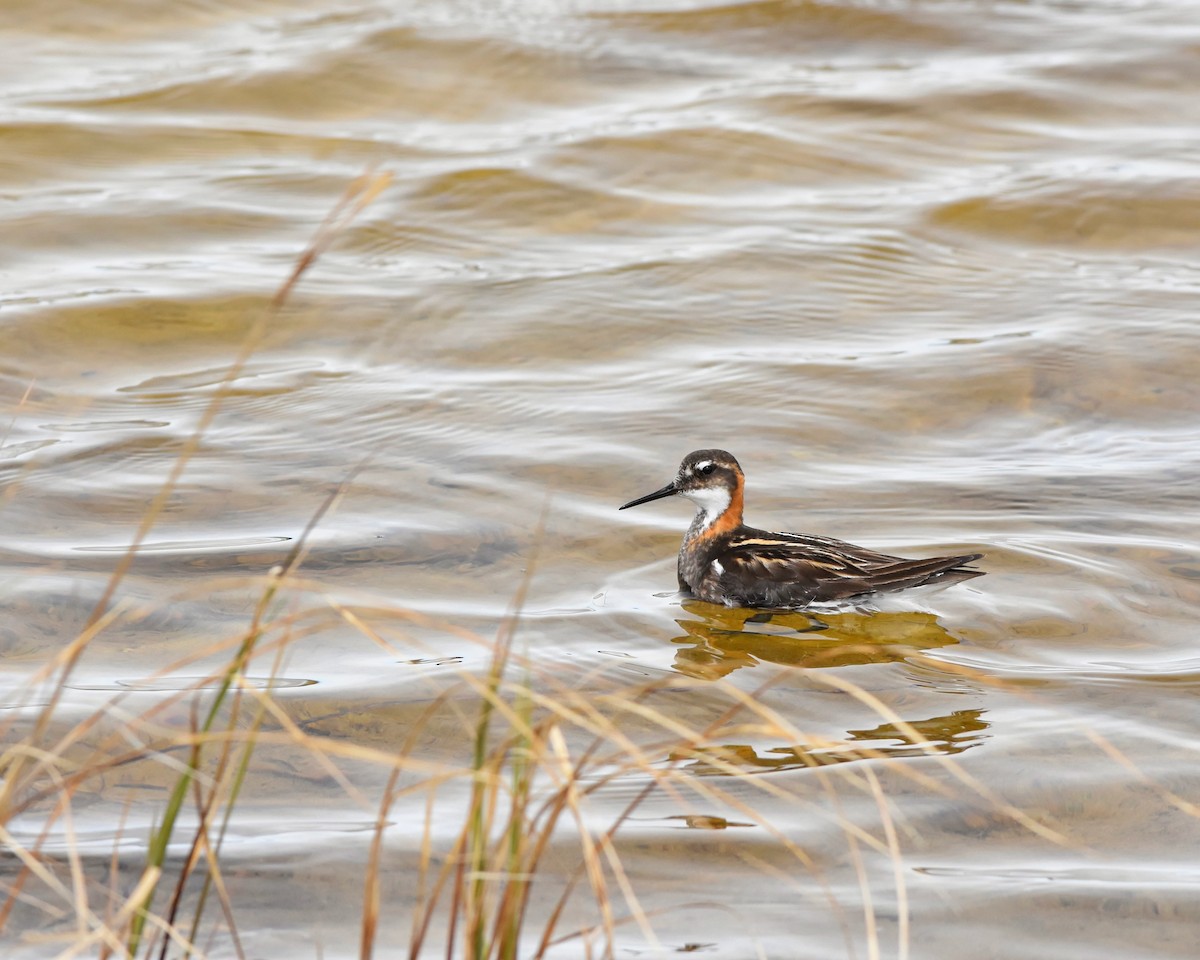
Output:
[619, 449, 983, 609]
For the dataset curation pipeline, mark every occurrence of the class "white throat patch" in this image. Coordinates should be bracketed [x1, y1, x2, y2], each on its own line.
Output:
[681, 485, 731, 531]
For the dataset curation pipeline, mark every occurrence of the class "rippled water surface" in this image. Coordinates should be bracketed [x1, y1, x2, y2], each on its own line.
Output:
[4, 0, 1200, 957]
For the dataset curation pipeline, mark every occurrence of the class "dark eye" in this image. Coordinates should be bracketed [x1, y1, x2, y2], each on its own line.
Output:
[697, 462, 716, 476]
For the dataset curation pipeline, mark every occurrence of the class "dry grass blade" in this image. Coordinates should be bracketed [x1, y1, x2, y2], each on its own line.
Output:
[49, 867, 163, 960]
[0, 601, 132, 818]
[821, 772, 877, 960]
[0, 378, 36, 449]
[362, 685, 461, 960]
[360, 763, 402, 960]
[861, 765, 908, 960]
[544, 725, 621, 956]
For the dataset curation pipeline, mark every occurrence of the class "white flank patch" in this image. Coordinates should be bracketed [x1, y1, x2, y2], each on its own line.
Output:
[682, 485, 731, 531]
[711, 558, 724, 576]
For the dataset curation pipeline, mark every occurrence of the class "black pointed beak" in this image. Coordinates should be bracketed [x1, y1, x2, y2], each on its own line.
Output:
[619, 481, 678, 510]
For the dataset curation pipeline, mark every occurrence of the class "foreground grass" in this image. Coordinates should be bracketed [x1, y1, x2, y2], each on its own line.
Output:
[0, 511, 1095, 960]
[0, 567, 1017, 960]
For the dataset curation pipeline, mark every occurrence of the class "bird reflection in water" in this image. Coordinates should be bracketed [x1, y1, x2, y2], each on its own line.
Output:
[666, 599, 990, 771]
[670, 599, 963, 680]
[673, 708, 989, 775]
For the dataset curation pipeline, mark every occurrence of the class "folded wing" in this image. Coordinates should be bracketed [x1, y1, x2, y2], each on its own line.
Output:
[705, 529, 983, 607]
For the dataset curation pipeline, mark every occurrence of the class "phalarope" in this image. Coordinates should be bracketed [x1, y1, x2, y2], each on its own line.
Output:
[619, 449, 983, 609]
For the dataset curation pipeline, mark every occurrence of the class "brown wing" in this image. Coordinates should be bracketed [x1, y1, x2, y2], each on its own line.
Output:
[733, 529, 909, 568]
[709, 529, 983, 607]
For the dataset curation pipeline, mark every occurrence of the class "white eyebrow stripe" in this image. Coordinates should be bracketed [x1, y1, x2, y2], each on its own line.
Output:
[695, 460, 713, 471]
